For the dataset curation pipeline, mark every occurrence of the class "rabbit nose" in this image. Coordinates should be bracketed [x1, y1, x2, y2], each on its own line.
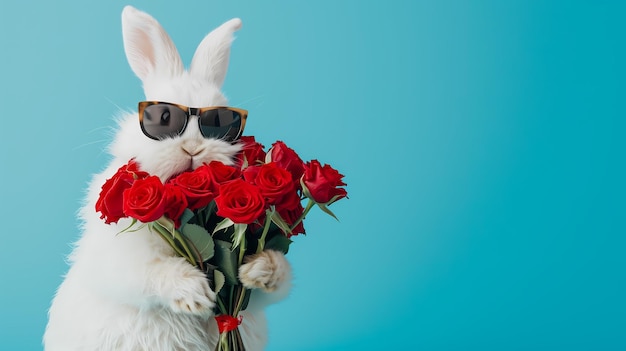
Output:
[182, 143, 204, 156]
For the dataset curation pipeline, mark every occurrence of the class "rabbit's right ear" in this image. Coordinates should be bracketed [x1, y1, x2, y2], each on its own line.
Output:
[189, 18, 242, 89]
[121, 6, 184, 81]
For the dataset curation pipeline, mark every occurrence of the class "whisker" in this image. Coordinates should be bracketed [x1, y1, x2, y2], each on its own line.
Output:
[84, 126, 112, 134]
[103, 96, 127, 112]
[71, 139, 109, 151]
[231, 95, 265, 109]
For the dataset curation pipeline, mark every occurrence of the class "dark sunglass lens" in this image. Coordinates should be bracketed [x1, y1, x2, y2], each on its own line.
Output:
[142, 104, 187, 139]
[199, 109, 242, 140]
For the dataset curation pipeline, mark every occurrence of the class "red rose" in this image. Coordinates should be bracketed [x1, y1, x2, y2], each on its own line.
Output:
[95, 160, 149, 224]
[204, 161, 241, 193]
[275, 189, 301, 212]
[302, 160, 347, 204]
[269, 141, 305, 182]
[250, 162, 295, 205]
[122, 176, 167, 222]
[169, 167, 214, 210]
[236, 136, 266, 167]
[163, 184, 188, 228]
[278, 202, 305, 237]
[242, 165, 261, 184]
[215, 179, 266, 224]
[242, 163, 300, 211]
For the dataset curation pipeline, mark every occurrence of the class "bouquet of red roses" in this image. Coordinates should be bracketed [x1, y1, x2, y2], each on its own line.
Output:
[95, 136, 347, 351]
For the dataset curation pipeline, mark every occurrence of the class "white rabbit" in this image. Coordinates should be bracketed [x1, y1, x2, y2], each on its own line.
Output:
[44, 6, 291, 351]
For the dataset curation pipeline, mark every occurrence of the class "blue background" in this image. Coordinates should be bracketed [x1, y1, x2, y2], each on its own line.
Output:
[1, 0, 624, 350]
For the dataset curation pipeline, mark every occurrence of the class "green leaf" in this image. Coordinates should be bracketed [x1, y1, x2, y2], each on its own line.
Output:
[117, 219, 143, 234]
[155, 216, 176, 234]
[202, 201, 217, 225]
[240, 287, 252, 311]
[317, 203, 339, 221]
[213, 240, 239, 285]
[265, 149, 273, 163]
[213, 269, 226, 294]
[179, 209, 195, 228]
[231, 223, 247, 250]
[325, 193, 346, 206]
[212, 218, 234, 235]
[181, 224, 215, 261]
[300, 178, 314, 200]
[265, 234, 292, 254]
[270, 211, 292, 235]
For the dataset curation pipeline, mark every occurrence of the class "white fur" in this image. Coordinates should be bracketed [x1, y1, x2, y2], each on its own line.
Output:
[44, 6, 291, 351]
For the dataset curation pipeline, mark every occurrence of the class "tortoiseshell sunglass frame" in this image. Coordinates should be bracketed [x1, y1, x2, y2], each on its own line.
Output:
[137, 101, 248, 141]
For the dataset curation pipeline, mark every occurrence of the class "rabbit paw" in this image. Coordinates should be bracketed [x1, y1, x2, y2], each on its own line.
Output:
[238, 250, 290, 292]
[165, 262, 216, 316]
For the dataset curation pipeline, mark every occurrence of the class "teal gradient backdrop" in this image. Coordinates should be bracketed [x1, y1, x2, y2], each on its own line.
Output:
[1, 1, 624, 350]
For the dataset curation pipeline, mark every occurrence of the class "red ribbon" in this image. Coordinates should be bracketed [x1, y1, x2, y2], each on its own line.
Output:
[215, 315, 243, 333]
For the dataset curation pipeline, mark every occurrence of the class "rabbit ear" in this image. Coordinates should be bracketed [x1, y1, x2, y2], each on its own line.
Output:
[189, 18, 242, 88]
[121, 6, 184, 81]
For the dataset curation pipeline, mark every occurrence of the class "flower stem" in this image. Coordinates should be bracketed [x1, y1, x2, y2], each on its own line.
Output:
[233, 285, 248, 317]
[151, 224, 194, 265]
[238, 235, 247, 267]
[184, 237, 205, 271]
[256, 209, 274, 254]
[172, 229, 199, 265]
[290, 198, 315, 232]
[218, 332, 229, 351]
[215, 295, 228, 315]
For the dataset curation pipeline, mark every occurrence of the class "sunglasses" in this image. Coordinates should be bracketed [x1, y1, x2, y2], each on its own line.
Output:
[138, 101, 248, 141]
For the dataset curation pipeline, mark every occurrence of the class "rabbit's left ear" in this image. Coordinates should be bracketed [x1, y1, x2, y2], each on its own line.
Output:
[189, 18, 242, 89]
